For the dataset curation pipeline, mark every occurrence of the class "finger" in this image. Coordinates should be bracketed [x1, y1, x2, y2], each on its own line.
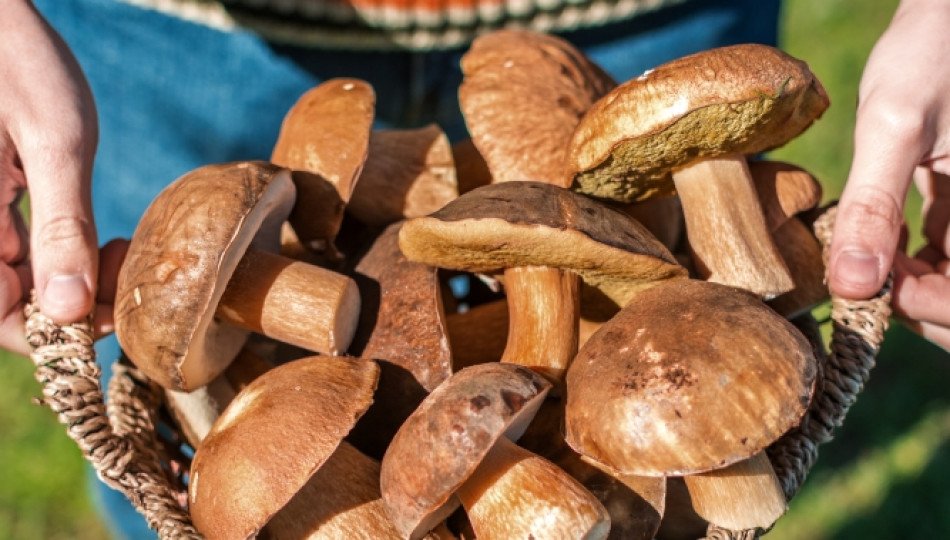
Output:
[0, 262, 32, 356]
[0, 204, 28, 263]
[829, 93, 930, 299]
[915, 243, 945, 266]
[93, 302, 114, 339]
[892, 253, 950, 325]
[917, 170, 950, 252]
[17, 129, 98, 324]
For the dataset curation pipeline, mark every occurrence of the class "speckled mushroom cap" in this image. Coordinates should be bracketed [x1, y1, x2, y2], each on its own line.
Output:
[380, 363, 551, 538]
[398, 182, 686, 306]
[189, 356, 379, 540]
[459, 29, 615, 185]
[568, 44, 829, 202]
[115, 162, 294, 391]
[565, 279, 816, 476]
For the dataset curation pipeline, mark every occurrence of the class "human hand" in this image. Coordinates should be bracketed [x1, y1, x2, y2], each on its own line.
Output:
[0, 1, 100, 354]
[828, 0, 950, 342]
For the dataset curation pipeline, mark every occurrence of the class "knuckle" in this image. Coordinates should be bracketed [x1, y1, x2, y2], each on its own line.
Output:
[35, 215, 92, 250]
[841, 186, 904, 234]
[859, 99, 928, 143]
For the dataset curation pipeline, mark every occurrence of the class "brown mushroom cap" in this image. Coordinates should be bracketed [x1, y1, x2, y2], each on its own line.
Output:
[189, 356, 379, 540]
[380, 362, 551, 538]
[349, 125, 458, 227]
[399, 182, 686, 306]
[271, 78, 375, 250]
[749, 160, 823, 232]
[565, 279, 816, 476]
[460, 29, 615, 185]
[115, 162, 294, 390]
[569, 44, 829, 202]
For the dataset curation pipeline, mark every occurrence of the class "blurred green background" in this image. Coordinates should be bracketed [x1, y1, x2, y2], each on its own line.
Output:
[2, 0, 948, 538]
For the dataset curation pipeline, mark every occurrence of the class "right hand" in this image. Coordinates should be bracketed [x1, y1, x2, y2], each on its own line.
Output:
[0, 1, 99, 355]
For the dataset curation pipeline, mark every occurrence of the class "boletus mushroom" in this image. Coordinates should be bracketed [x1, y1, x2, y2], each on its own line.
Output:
[189, 356, 445, 539]
[568, 44, 829, 298]
[565, 279, 817, 530]
[381, 362, 609, 539]
[115, 162, 360, 390]
[399, 181, 685, 383]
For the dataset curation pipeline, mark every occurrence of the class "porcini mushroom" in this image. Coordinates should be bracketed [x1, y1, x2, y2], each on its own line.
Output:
[348, 125, 458, 227]
[271, 78, 375, 256]
[568, 44, 829, 298]
[115, 162, 360, 390]
[189, 356, 418, 539]
[399, 181, 685, 382]
[381, 362, 610, 539]
[565, 279, 816, 530]
[346, 221, 453, 457]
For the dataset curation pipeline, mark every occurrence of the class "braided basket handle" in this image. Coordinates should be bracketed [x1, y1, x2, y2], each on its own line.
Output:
[707, 205, 894, 539]
[25, 298, 202, 539]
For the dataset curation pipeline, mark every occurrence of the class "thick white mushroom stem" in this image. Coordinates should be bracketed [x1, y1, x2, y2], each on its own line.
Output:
[673, 155, 793, 299]
[217, 248, 360, 356]
[455, 437, 610, 540]
[683, 452, 787, 530]
[500, 266, 579, 384]
[264, 442, 416, 539]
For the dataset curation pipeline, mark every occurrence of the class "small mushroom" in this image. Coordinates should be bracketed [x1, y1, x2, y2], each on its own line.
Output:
[115, 162, 360, 390]
[348, 125, 458, 227]
[749, 160, 823, 233]
[381, 363, 609, 539]
[271, 79, 375, 256]
[565, 279, 815, 477]
[399, 182, 684, 382]
[569, 44, 829, 298]
[189, 356, 417, 539]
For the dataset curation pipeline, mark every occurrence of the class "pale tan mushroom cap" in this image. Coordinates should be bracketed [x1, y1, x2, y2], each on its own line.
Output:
[565, 279, 816, 476]
[115, 162, 294, 391]
[569, 44, 829, 202]
[380, 363, 551, 539]
[460, 29, 615, 185]
[399, 182, 686, 306]
[189, 356, 379, 540]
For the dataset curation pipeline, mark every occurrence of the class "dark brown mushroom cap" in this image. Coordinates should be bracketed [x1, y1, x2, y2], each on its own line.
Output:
[460, 29, 615, 185]
[565, 279, 816, 476]
[115, 162, 294, 391]
[399, 182, 687, 306]
[189, 356, 379, 540]
[569, 44, 830, 202]
[380, 363, 551, 539]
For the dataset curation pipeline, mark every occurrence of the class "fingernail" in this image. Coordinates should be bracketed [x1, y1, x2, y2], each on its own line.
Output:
[833, 249, 881, 290]
[43, 274, 91, 314]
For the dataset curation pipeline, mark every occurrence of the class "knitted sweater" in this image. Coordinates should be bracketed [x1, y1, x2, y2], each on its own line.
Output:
[120, 0, 682, 50]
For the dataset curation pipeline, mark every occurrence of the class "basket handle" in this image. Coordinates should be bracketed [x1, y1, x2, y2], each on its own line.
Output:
[25, 297, 201, 539]
[707, 205, 894, 539]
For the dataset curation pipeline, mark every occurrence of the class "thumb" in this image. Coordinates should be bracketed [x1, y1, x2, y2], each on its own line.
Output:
[22, 140, 98, 324]
[829, 105, 923, 299]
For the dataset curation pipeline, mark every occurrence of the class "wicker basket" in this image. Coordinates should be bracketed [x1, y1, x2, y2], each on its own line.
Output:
[25, 206, 892, 540]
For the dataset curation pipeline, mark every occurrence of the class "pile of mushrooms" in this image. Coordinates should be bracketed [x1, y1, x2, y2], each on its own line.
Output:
[111, 28, 834, 539]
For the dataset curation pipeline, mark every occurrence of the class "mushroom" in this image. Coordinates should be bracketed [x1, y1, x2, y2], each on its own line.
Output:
[114, 162, 360, 391]
[459, 28, 615, 187]
[568, 44, 829, 298]
[348, 125, 458, 227]
[381, 362, 610, 539]
[345, 221, 453, 458]
[747, 161, 827, 317]
[271, 78, 375, 256]
[565, 279, 816, 530]
[399, 181, 685, 383]
[189, 356, 425, 539]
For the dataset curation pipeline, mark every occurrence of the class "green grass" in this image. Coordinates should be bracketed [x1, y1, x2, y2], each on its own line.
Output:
[1, 1, 946, 539]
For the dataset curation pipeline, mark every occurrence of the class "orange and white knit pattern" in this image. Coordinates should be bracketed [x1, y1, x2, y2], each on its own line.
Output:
[119, 0, 681, 49]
